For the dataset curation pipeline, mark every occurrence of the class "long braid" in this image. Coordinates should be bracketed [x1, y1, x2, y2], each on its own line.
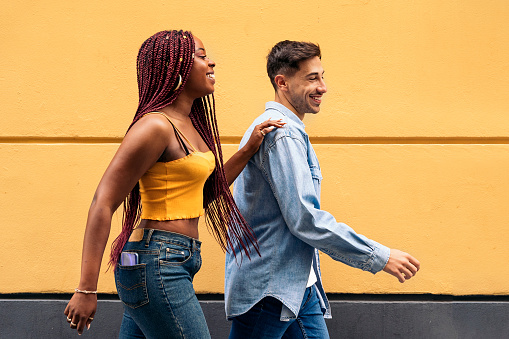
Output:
[109, 30, 258, 268]
[191, 97, 259, 260]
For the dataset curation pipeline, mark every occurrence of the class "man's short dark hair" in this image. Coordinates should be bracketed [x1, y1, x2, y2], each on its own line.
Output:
[266, 40, 321, 90]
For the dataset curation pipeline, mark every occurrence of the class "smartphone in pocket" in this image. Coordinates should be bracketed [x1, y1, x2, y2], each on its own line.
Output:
[120, 252, 139, 266]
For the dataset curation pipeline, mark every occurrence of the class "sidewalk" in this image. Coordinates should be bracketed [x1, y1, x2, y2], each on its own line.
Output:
[1, 296, 508, 338]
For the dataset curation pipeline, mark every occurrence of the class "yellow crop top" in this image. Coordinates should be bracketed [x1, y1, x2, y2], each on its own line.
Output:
[139, 112, 216, 220]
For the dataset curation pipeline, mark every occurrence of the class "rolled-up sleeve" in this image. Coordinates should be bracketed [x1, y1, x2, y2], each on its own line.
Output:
[260, 134, 390, 274]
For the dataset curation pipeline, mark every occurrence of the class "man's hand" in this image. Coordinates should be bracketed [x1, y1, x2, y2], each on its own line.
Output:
[383, 249, 420, 283]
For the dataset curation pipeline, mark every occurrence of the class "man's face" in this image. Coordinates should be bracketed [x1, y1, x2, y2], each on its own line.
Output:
[284, 56, 327, 117]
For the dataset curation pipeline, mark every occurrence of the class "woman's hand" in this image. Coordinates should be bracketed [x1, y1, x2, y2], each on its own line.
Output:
[224, 119, 285, 186]
[64, 293, 97, 335]
[243, 118, 285, 155]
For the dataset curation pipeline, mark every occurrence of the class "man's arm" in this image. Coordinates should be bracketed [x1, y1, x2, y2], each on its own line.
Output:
[261, 134, 419, 281]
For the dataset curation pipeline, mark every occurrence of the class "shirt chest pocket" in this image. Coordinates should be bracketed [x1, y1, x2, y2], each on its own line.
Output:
[307, 143, 322, 184]
[309, 165, 322, 182]
[309, 165, 322, 202]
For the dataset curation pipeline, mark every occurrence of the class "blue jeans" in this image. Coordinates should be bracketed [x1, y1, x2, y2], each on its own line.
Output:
[229, 286, 330, 339]
[115, 229, 211, 339]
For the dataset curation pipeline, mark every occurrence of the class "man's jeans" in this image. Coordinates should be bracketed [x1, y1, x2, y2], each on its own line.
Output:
[229, 286, 330, 339]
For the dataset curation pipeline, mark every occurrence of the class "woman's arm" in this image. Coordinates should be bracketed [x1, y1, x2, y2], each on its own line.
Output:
[223, 119, 285, 186]
[64, 115, 172, 335]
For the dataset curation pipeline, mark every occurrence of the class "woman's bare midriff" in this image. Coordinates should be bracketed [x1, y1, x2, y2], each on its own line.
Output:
[138, 218, 200, 240]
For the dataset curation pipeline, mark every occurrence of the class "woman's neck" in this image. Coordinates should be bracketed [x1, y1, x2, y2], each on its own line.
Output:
[158, 93, 195, 121]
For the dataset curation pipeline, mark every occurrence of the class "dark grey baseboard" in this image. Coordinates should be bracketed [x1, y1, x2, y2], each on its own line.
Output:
[1, 295, 508, 338]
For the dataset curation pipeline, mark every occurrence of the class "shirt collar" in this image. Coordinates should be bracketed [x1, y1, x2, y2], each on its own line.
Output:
[265, 101, 305, 128]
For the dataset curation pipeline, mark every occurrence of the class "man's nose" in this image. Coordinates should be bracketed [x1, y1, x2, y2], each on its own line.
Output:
[318, 78, 327, 93]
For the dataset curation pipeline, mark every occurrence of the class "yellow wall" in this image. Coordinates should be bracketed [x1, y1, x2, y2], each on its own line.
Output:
[1, 1, 509, 295]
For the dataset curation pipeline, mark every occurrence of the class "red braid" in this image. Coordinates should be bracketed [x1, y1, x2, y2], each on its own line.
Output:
[109, 30, 258, 268]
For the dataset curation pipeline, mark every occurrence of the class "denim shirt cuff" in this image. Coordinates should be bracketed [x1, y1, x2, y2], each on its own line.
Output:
[367, 243, 391, 274]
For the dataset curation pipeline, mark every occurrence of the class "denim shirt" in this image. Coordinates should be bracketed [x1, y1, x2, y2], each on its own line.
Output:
[225, 101, 390, 321]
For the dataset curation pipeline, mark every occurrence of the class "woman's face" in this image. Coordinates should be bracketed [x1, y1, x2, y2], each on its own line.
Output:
[184, 36, 216, 98]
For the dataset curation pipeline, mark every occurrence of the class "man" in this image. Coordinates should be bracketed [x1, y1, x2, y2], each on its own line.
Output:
[225, 40, 420, 338]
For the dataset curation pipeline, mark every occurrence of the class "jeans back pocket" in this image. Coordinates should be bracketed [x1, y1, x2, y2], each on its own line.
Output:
[115, 264, 149, 309]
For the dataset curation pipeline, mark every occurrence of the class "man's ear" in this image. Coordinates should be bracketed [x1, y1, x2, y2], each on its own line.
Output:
[274, 74, 288, 92]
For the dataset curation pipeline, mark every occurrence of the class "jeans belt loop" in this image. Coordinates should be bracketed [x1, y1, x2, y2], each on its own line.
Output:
[145, 229, 154, 248]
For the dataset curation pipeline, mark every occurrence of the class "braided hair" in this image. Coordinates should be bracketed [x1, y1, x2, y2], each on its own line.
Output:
[109, 30, 258, 267]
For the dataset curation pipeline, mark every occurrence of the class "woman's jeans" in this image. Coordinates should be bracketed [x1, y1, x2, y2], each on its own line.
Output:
[229, 286, 330, 339]
[115, 228, 211, 339]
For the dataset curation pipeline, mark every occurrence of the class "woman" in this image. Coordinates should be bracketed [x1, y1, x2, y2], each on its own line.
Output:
[64, 30, 283, 338]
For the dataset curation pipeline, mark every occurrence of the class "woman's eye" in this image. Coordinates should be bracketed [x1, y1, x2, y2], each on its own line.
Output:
[198, 55, 207, 59]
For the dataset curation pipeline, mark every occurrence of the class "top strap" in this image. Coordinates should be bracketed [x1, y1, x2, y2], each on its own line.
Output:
[143, 112, 198, 153]
[172, 123, 191, 156]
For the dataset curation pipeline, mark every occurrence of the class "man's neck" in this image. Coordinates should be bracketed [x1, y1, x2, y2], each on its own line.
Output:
[274, 92, 305, 121]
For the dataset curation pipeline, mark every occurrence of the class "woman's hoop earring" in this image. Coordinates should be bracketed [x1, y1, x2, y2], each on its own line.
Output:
[173, 74, 182, 91]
